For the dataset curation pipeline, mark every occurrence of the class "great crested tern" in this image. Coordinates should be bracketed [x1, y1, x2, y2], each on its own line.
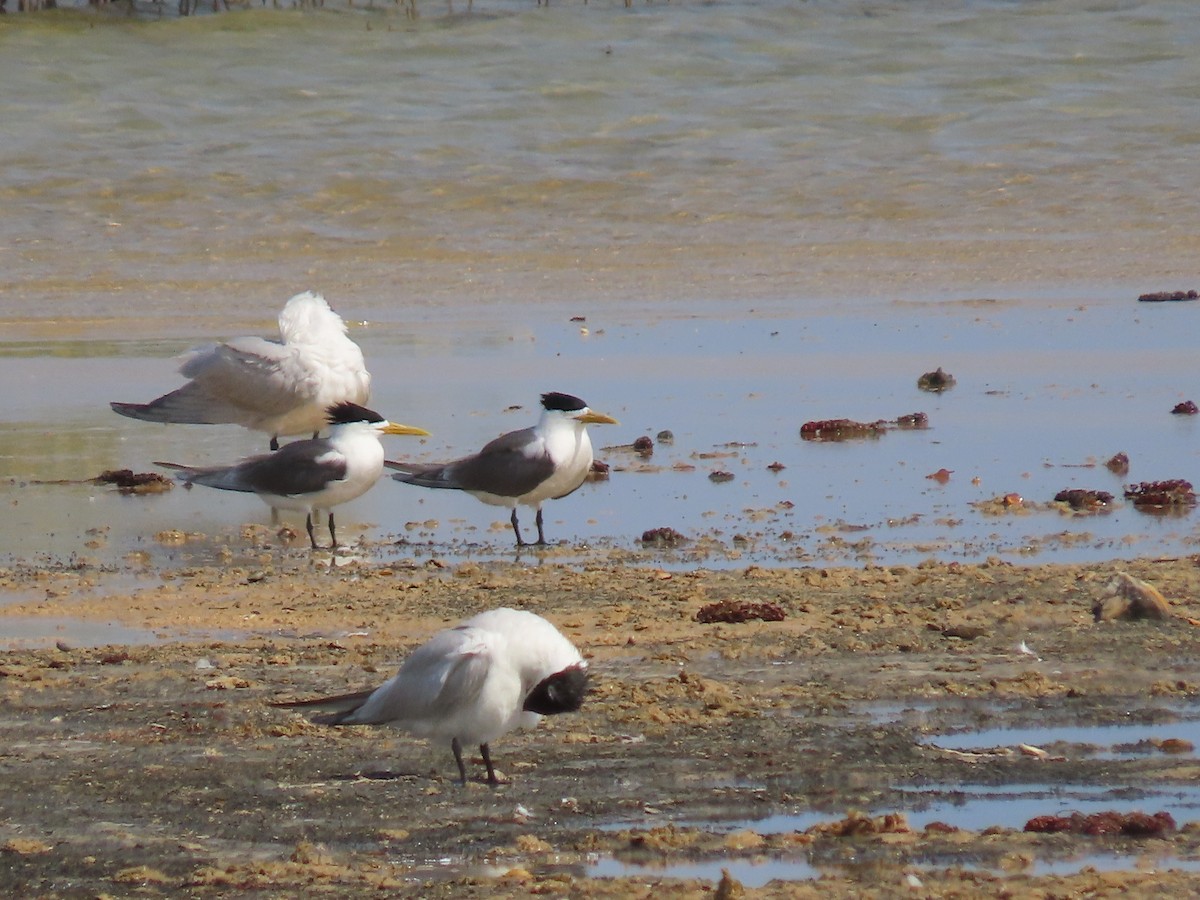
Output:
[156, 402, 428, 549]
[385, 392, 618, 546]
[273, 607, 588, 785]
[112, 290, 371, 450]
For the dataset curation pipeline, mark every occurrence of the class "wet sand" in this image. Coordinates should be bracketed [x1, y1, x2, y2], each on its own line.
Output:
[3, 549, 1200, 896]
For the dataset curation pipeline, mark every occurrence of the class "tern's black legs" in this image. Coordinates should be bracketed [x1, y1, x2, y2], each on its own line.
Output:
[450, 737, 502, 786]
[511, 508, 549, 546]
[269, 432, 315, 453]
[452, 736, 467, 784]
[481, 743, 500, 785]
[304, 512, 339, 551]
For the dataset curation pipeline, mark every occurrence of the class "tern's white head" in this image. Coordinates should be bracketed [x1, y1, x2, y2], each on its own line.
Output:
[278, 290, 352, 345]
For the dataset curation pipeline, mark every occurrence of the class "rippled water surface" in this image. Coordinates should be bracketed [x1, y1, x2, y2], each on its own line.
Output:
[2, 0, 1198, 570]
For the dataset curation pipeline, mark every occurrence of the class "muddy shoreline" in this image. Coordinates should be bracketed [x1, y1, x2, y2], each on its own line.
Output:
[3, 552, 1200, 896]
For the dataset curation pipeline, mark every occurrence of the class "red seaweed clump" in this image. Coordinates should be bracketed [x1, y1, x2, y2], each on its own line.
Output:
[1105, 452, 1130, 476]
[1138, 290, 1198, 302]
[1171, 400, 1199, 415]
[1124, 480, 1196, 509]
[1054, 488, 1114, 510]
[94, 469, 174, 495]
[806, 811, 910, 837]
[1024, 811, 1175, 837]
[917, 367, 956, 393]
[801, 413, 927, 441]
[800, 418, 887, 441]
[640, 527, 687, 546]
[895, 412, 929, 429]
[695, 599, 786, 624]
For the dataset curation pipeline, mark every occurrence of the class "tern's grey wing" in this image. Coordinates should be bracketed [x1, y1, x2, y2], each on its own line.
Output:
[395, 427, 551, 497]
[179, 338, 317, 415]
[269, 688, 377, 725]
[233, 440, 349, 495]
[111, 338, 307, 426]
[454, 427, 555, 495]
[343, 626, 495, 725]
[161, 441, 348, 496]
[155, 459, 259, 493]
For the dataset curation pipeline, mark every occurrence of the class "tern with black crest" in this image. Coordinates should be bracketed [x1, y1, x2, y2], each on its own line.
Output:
[272, 607, 588, 785]
[385, 392, 618, 545]
[156, 402, 428, 549]
[112, 291, 371, 451]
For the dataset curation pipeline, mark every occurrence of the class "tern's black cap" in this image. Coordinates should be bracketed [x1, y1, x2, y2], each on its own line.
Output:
[541, 392, 587, 413]
[326, 402, 385, 426]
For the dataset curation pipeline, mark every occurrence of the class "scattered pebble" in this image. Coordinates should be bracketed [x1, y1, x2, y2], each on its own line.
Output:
[1094, 571, 1171, 622]
[939, 623, 987, 641]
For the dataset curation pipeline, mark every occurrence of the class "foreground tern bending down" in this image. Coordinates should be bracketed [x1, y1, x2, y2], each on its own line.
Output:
[272, 608, 588, 785]
[111, 290, 371, 450]
[156, 402, 428, 549]
[385, 392, 618, 546]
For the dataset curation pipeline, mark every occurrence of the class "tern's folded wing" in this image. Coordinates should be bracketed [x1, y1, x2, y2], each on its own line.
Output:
[418, 428, 554, 497]
[233, 442, 349, 496]
[345, 627, 495, 725]
[177, 338, 318, 416]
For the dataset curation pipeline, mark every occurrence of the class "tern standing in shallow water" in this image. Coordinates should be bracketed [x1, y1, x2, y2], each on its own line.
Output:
[156, 402, 428, 549]
[273, 607, 588, 785]
[385, 392, 618, 546]
[111, 290, 371, 451]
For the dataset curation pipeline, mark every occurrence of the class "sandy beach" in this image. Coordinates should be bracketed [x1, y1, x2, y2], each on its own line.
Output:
[3, 549, 1200, 896]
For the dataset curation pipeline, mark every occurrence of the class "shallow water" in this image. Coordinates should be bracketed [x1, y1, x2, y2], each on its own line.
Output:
[930, 719, 1200, 760]
[3, 299, 1198, 571]
[590, 777, 1200, 886]
[2, 1, 1199, 573]
[611, 773, 1200, 837]
[588, 850, 1200, 888]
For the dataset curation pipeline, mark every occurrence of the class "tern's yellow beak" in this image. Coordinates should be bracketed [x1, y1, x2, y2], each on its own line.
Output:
[382, 422, 431, 437]
[580, 410, 619, 426]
